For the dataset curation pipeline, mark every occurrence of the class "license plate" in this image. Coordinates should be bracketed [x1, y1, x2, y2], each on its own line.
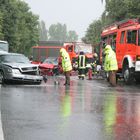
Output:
[25, 75, 35, 79]
[135, 61, 140, 71]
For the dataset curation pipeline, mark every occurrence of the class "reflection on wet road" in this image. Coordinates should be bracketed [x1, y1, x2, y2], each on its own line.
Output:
[1, 76, 140, 140]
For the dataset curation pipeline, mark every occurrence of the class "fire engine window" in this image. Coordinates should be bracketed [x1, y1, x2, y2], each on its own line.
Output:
[68, 45, 73, 52]
[120, 31, 125, 44]
[138, 30, 140, 46]
[127, 30, 137, 44]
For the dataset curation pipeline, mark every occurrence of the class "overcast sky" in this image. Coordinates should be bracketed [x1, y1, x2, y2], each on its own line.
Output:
[23, 0, 105, 40]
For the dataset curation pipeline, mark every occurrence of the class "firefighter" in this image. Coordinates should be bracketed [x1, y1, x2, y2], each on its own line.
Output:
[78, 51, 86, 80]
[104, 45, 118, 87]
[91, 53, 98, 76]
[60, 48, 72, 86]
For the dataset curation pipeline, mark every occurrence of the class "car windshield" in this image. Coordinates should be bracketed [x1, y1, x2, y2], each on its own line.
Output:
[0, 54, 30, 63]
[43, 58, 58, 65]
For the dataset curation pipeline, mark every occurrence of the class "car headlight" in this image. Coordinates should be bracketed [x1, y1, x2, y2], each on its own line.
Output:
[12, 69, 21, 74]
[6, 67, 12, 73]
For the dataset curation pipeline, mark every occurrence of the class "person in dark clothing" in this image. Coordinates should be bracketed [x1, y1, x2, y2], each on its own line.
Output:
[78, 51, 86, 80]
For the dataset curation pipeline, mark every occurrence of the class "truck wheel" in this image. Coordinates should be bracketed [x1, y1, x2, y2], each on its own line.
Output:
[0, 71, 4, 84]
[123, 66, 134, 84]
[135, 77, 140, 83]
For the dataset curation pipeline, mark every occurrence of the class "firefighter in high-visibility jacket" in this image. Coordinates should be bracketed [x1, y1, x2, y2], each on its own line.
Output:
[104, 45, 118, 87]
[78, 51, 86, 80]
[60, 48, 72, 86]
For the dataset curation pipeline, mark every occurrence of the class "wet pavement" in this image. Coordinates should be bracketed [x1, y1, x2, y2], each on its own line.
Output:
[1, 76, 140, 140]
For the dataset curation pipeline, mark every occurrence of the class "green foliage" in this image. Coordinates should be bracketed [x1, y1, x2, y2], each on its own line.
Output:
[103, 0, 140, 23]
[0, 12, 4, 39]
[84, 0, 140, 46]
[67, 30, 78, 42]
[39, 20, 48, 41]
[48, 23, 78, 42]
[0, 0, 39, 55]
[0, 0, 78, 55]
[83, 20, 102, 45]
[48, 23, 67, 41]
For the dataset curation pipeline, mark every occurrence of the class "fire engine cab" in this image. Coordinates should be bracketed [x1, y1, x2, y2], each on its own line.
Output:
[64, 42, 93, 63]
[100, 18, 140, 84]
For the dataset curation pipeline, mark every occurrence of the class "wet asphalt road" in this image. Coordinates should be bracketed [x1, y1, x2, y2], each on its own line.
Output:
[1, 76, 140, 140]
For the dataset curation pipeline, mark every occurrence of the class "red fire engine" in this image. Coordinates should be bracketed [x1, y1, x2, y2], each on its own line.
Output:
[100, 18, 140, 84]
[64, 42, 93, 63]
[31, 42, 93, 76]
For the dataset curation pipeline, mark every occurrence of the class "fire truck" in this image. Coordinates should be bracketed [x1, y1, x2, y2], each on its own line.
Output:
[64, 42, 93, 64]
[31, 41, 93, 74]
[100, 18, 140, 84]
[31, 41, 64, 63]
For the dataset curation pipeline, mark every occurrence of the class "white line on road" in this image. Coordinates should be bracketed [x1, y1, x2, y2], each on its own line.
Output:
[0, 85, 4, 140]
[94, 85, 106, 89]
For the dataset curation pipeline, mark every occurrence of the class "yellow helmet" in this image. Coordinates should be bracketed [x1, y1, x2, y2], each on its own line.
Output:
[105, 45, 112, 50]
[60, 48, 66, 53]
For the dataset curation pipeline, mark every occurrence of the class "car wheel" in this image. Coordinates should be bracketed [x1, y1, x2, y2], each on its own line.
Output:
[0, 71, 4, 84]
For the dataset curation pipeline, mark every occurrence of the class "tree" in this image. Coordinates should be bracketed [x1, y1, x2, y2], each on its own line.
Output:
[83, 20, 102, 45]
[48, 23, 78, 42]
[0, 12, 4, 39]
[48, 23, 67, 41]
[103, 0, 140, 23]
[39, 20, 48, 41]
[0, 0, 39, 55]
[84, 0, 140, 48]
[67, 31, 78, 42]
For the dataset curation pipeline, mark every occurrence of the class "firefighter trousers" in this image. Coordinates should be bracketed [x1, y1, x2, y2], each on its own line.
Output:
[78, 68, 85, 79]
[64, 71, 71, 85]
[109, 71, 117, 86]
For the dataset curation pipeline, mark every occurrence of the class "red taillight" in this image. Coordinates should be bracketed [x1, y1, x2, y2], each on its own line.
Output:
[136, 55, 140, 60]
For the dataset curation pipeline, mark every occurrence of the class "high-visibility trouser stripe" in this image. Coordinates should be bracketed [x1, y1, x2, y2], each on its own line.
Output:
[78, 74, 85, 76]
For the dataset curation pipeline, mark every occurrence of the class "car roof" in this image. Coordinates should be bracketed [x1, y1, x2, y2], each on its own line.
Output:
[0, 52, 23, 56]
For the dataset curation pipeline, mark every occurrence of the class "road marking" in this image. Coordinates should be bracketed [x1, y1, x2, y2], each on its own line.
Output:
[94, 85, 106, 89]
[0, 85, 4, 140]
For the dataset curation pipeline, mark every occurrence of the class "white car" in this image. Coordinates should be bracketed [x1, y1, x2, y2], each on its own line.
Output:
[0, 53, 43, 84]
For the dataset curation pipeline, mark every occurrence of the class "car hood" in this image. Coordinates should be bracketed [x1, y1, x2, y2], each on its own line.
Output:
[3, 62, 39, 69]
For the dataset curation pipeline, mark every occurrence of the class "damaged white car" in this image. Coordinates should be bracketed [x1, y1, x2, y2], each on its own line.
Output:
[0, 53, 43, 84]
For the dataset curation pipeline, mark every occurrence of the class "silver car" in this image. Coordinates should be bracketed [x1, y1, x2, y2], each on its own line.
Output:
[0, 53, 43, 84]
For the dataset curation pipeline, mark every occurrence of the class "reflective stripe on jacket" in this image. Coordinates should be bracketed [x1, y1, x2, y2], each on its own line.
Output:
[78, 55, 86, 69]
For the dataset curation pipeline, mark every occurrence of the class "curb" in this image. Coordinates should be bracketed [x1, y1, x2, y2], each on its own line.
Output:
[0, 85, 4, 140]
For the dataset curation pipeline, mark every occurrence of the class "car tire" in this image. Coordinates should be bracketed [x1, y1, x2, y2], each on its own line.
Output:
[0, 71, 4, 84]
